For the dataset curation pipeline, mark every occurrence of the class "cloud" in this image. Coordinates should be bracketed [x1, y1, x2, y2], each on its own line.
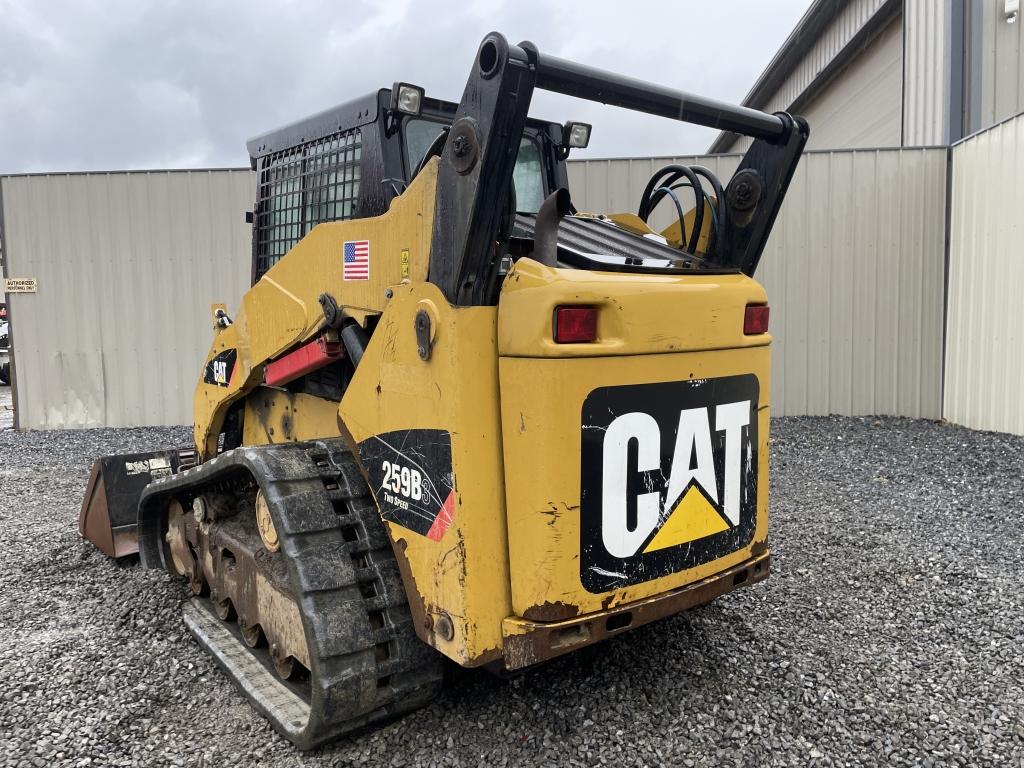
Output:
[0, 0, 812, 173]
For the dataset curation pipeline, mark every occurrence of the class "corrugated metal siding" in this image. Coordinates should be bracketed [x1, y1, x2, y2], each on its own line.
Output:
[720, 0, 892, 153]
[903, 0, 951, 146]
[1, 150, 951, 428]
[975, 0, 1024, 132]
[568, 147, 948, 418]
[0, 170, 255, 429]
[797, 15, 904, 150]
[944, 113, 1024, 435]
[764, 0, 892, 114]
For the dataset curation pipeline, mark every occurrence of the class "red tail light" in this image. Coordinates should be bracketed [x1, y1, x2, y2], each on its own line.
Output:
[744, 304, 770, 335]
[554, 306, 598, 343]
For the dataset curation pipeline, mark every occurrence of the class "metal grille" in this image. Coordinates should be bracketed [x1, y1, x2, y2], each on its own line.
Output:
[254, 129, 362, 279]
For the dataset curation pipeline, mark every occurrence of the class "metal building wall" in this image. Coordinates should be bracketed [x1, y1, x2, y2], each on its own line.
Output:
[972, 0, 1024, 134]
[568, 147, 948, 418]
[760, 0, 893, 115]
[944, 112, 1024, 435]
[0, 151, 951, 429]
[0, 170, 255, 429]
[717, 0, 895, 153]
[903, 0, 953, 146]
[797, 15, 904, 150]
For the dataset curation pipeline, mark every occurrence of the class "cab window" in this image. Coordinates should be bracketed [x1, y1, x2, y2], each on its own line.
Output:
[404, 119, 547, 213]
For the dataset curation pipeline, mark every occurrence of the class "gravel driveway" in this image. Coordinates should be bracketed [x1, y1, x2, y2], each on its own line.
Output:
[1, 416, 1022, 767]
[0, 387, 13, 431]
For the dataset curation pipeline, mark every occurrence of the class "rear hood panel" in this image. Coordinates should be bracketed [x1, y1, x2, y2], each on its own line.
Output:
[498, 258, 769, 358]
[497, 259, 771, 619]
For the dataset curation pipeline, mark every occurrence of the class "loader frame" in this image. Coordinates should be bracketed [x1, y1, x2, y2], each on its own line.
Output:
[430, 34, 808, 306]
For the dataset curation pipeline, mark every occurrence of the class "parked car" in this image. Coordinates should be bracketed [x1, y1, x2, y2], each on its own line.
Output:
[0, 316, 9, 385]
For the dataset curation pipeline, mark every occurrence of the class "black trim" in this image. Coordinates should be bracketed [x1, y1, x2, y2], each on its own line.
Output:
[428, 35, 540, 305]
[246, 91, 382, 159]
[715, 113, 809, 275]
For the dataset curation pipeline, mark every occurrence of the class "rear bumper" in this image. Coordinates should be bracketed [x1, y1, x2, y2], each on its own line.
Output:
[500, 551, 770, 671]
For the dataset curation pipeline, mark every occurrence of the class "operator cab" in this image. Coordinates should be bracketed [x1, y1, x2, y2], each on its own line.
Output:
[247, 82, 740, 297]
[246, 84, 571, 284]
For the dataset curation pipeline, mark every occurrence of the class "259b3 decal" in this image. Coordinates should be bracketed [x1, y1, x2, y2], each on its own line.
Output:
[359, 429, 456, 543]
[580, 375, 759, 593]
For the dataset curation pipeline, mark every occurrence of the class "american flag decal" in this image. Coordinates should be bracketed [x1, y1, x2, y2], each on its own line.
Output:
[343, 240, 370, 280]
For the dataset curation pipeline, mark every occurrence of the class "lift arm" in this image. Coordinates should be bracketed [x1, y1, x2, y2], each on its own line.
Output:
[428, 32, 809, 305]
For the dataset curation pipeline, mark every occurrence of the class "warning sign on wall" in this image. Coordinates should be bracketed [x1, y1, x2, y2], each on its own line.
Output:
[3, 278, 37, 293]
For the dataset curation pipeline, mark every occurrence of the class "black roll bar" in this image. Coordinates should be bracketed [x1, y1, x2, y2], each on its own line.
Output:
[530, 51, 788, 143]
[429, 33, 809, 306]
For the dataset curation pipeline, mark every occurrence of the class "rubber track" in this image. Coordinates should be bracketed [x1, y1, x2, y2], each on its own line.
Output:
[138, 439, 443, 749]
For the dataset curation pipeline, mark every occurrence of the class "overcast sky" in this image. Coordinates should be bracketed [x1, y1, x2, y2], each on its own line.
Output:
[1, 0, 813, 174]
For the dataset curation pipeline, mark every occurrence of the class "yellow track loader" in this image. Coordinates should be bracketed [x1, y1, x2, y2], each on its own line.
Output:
[80, 33, 808, 748]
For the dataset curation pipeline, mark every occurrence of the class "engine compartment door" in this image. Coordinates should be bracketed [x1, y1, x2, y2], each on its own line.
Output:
[497, 258, 771, 619]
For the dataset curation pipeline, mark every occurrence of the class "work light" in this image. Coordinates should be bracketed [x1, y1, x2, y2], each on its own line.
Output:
[563, 121, 592, 149]
[392, 82, 424, 117]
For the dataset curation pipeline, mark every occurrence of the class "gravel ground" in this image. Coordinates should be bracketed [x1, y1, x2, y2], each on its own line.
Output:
[1, 387, 13, 430]
[1, 415, 1022, 767]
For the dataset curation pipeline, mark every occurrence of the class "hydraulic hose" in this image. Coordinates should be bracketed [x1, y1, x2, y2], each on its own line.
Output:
[689, 165, 724, 256]
[639, 164, 704, 253]
[654, 186, 687, 247]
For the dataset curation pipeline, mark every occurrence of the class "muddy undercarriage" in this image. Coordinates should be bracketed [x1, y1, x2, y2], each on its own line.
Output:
[138, 440, 442, 749]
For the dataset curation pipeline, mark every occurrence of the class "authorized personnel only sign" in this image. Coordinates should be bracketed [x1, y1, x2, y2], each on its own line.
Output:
[3, 278, 37, 293]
